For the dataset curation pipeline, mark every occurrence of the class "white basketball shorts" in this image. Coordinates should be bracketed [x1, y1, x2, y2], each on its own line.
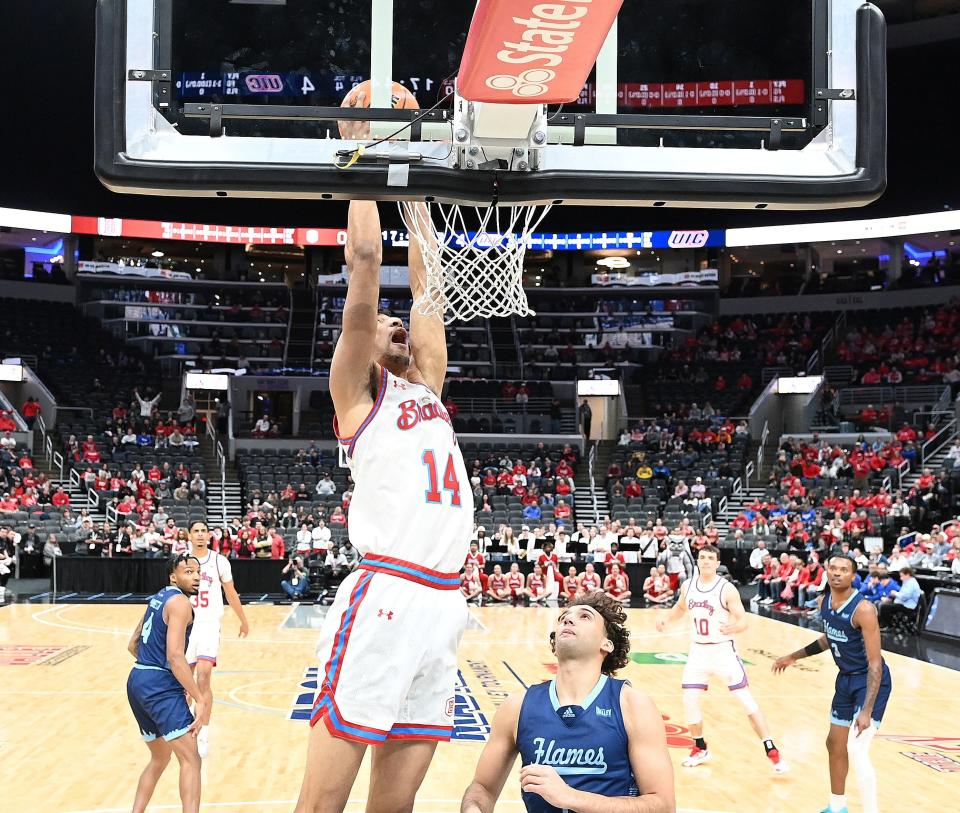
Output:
[185, 619, 221, 666]
[311, 553, 468, 744]
[681, 641, 749, 691]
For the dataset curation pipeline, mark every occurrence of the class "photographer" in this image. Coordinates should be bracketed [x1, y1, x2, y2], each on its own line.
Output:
[281, 556, 310, 601]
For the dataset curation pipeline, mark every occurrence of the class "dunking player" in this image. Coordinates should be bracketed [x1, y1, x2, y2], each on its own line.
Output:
[773, 554, 892, 813]
[655, 545, 788, 773]
[294, 197, 473, 813]
[461, 592, 675, 813]
[125, 554, 206, 813]
[186, 520, 250, 758]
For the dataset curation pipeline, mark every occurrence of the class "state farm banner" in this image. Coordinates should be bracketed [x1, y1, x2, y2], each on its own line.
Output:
[458, 0, 623, 103]
[591, 269, 719, 287]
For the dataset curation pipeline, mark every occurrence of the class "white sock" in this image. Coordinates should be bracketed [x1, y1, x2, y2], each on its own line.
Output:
[829, 793, 847, 812]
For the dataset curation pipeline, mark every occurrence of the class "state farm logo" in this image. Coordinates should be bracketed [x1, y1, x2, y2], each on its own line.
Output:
[488, 2, 593, 97]
[668, 230, 710, 249]
[486, 68, 556, 98]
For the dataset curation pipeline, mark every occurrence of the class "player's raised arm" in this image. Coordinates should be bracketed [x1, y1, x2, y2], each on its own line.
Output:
[330, 201, 383, 422]
[461, 694, 523, 813]
[402, 202, 447, 397]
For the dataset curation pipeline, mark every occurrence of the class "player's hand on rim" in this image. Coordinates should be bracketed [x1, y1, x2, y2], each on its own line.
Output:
[519, 764, 573, 809]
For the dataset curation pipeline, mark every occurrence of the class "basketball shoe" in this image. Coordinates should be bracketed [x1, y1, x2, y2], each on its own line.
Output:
[767, 748, 790, 773]
[681, 746, 711, 767]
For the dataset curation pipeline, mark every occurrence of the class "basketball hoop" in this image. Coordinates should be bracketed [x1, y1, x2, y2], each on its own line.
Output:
[401, 201, 552, 324]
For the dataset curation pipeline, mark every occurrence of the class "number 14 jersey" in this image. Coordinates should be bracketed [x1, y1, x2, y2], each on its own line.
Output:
[334, 365, 474, 573]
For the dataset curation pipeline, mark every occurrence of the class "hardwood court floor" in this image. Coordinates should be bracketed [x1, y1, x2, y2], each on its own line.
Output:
[1, 601, 957, 813]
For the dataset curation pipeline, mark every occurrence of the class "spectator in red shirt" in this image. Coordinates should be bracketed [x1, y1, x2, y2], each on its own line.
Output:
[329, 506, 347, 526]
[895, 424, 917, 443]
[51, 487, 70, 508]
[500, 382, 518, 400]
[860, 368, 882, 385]
[736, 372, 753, 390]
[555, 499, 572, 520]
[714, 375, 728, 392]
[20, 397, 41, 429]
[625, 481, 643, 499]
[0, 411, 16, 432]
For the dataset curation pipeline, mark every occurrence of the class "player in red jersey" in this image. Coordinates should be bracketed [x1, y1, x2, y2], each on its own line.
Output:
[486, 565, 511, 603]
[506, 563, 527, 605]
[527, 565, 547, 603]
[604, 562, 632, 605]
[562, 565, 580, 605]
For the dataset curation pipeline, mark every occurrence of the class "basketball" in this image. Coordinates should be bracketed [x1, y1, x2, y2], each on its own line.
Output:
[341, 80, 419, 111]
[339, 80, 418, 139]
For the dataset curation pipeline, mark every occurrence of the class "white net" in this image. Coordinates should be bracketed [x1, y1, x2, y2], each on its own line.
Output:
[401, 201, 553, 324]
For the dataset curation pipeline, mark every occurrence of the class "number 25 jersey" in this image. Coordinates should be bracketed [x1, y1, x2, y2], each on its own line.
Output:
[334, 365, 473, 573]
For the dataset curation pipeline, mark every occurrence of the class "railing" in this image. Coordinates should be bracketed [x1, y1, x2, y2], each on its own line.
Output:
[823, 364, 856, 384]
[733, 474, 744, 497]
[52, 451, 65, 481]
[205, 406, 229, 525]
[35, 413, 51, 465]
[805, 349, 820, 374]
[838, 385, 948, 408]
[756, 420, 770, 474]
[87, 486, 101, 513]
[106, 504, 119, 525]
[882, 475, 892, 493]
[57, 405, 96, 419]
[921, 418, 957, 465]
[283, 287, 297, 369]
[587, 443, 599, 525]
[761, 366, 793, 385]
[897, 459, 910, 487]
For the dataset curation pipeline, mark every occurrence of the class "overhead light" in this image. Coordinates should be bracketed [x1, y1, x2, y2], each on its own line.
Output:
[597, 257, 630, 269]
[151, 250, 164, 258]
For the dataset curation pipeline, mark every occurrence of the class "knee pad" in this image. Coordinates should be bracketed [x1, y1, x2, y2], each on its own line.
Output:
[731, 687, 759, 716]
[682, 688, 704, 725]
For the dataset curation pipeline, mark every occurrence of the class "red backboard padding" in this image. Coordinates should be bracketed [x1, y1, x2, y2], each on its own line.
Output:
[458, 0, 622, 105]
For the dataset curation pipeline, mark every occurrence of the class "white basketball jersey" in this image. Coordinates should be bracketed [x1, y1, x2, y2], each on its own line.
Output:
[189, 549, 233, 621]
[685, 574, 733, 644]
[336, 365, 473, 573]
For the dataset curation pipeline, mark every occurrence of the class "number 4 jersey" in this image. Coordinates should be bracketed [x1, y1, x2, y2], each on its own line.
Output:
[334, 365, 474, 573]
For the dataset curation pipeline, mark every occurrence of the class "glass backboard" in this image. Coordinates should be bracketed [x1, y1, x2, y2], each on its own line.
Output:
[95, 0, 886, 209]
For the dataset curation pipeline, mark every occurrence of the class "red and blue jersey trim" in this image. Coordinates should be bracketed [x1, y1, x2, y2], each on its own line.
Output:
[332, 365, 389, 458]
[388, 722, 454, 741]
[359, 553, 461, 590]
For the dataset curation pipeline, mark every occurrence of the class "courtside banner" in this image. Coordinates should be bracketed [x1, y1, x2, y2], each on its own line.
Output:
[458, 0, 622, 104]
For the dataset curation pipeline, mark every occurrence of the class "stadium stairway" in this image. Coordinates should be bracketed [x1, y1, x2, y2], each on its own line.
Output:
[900, 432, 957, 494]
[30, 432, 94, 517]
[200, 434, 243, 526]
[576, 440, 612, 526]
[716, 485, 767, 540]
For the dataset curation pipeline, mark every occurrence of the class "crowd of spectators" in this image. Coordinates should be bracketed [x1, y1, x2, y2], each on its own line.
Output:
[832, 303, 960, 391]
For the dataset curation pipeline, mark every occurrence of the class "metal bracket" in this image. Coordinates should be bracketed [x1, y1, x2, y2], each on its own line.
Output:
[128, 69, 171, 82]
[209, 105, 223, 138]
[815, 88, 857, 100]
[768, 118, 784, 151]
[128, 69, 172, 110]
